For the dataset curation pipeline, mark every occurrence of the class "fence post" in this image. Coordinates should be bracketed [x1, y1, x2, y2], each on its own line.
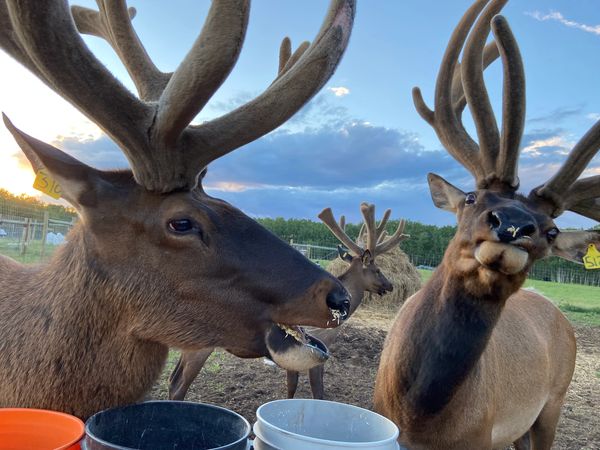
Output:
[20, 218, 30, 256]
[41, 211, 49, 259]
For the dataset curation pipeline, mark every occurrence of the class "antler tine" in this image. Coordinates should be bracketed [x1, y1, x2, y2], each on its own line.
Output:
[414, 0, 489, 186]
[451, 41, 500, 113]
[492, 15, 525, 189]
[318, 208, 363, 256]
[375, 219, 410, 255]
[377, 230, 389, 245]
[339, 214, 346, 232]
[360, 203, 377, 254]
[0, 2, 47, 82]
[276, 37, 311, 80]
[376, 208, 391, 240]
[3, 0, 153, 172]
[71, 1, 170, 101]
[278, 37, 292, 75]
[569, 198, 600, 222]
[461, 0, 506, 177]
[533, 119, 600, 216]
[154, 0, 250, 147]
[185, 0, 355, 170]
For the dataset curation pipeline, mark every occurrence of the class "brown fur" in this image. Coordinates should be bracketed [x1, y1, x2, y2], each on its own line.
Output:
[374, 237, 576, 449]
[0, 1, 356, 420]
[168, 203, 403, 401]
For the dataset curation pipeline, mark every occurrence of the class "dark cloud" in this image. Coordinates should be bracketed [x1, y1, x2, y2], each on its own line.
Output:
[205, 182, 455, 226]
[205, 121, 467, 190]
[527, 105, 584, 124]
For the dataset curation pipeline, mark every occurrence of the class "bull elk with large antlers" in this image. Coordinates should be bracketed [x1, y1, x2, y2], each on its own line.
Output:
[374, 1, 599, 449]
[0, 0, 355, 419]
[168, 203, 408, 401]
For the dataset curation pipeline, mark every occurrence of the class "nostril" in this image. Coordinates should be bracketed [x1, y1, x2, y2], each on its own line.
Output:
[487, 211, 501, 230]
[326, 288, 350, 310]
[520, 224, 536, 237]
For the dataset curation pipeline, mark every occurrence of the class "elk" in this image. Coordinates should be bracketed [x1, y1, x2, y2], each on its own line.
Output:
[168, 202, 408, 401]
[0, 0, 355, 420]
[374, 1, 599, 449]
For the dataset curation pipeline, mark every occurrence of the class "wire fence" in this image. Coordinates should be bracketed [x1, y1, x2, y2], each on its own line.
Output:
[0, 199, 76, 264]
[1, 199, 598, 286]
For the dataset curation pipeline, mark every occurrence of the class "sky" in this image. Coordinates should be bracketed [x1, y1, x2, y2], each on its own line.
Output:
[1, 0, 600, 228]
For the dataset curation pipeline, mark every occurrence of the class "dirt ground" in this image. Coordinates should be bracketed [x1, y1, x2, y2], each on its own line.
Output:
[150, 306, 600, 449]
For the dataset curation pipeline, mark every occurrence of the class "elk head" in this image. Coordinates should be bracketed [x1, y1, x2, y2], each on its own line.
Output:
[0, 0, 354, 366]
[319, 202, 408, 314]
[413, 0, 600, 291]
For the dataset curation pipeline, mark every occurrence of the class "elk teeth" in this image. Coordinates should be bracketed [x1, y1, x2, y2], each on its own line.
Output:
[277, 324, 305, 343]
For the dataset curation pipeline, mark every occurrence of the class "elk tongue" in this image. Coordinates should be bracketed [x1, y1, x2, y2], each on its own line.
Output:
[266, 324, 329, 371]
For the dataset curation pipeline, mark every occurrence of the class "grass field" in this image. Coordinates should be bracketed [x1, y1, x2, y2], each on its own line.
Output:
[418, 269, 600, 326]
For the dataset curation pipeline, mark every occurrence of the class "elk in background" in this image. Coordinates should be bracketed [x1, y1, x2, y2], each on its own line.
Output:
[374, 1, 598, 449]
[168, 203, 408, 401]
[0, 0, 354, 419]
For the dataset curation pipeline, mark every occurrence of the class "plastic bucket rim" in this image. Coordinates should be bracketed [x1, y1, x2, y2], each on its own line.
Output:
[255, 399, 399, 448]
[84, 400, 251, 450]
[0, 407, 85, 450]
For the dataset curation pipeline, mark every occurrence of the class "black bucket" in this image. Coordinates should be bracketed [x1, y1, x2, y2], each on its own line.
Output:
[83, 401, 250, 450]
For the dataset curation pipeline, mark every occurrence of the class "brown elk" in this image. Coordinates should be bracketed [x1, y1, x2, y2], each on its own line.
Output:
[168, 203, 408, 401]
[0, 0, 355, 419]
[374, 1, 599, 449]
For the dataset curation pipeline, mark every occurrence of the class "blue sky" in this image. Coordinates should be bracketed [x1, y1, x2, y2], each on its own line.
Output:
[1, 0, 599, 228]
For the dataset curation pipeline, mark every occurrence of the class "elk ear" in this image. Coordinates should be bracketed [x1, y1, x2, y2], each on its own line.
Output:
[550, 230, 600, 264]
[3, 114, 105, 209]
[337, 245, 353, 263]
[427, 173, 466, 213]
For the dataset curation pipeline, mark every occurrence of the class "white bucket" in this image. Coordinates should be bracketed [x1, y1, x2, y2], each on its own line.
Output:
[253, 399, 400, 450]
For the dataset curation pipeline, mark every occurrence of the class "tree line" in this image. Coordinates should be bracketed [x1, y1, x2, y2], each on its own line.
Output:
[0, 189, 597, 286]
[257, 217, 600, 287]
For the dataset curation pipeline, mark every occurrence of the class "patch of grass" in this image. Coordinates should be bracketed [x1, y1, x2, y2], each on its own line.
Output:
[416, 269, 600, 326]
[523, 278, 600, 326]
[0, 239, 57, 264]
[204, 351, 224, 375]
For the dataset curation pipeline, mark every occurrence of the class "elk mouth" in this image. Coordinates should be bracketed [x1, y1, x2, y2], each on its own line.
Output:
[474, 240, 530, 275]
[266, 324, 329, 371]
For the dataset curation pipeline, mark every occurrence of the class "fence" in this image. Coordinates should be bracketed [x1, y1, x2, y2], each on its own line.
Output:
[0, 200, 75, 264]
[1, 199, 598, 287]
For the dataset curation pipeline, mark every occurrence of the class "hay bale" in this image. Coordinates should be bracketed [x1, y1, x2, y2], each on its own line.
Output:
[327, 245, 422, 309]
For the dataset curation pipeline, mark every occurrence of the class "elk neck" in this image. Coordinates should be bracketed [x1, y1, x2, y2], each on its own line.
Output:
[337, 263, 367, 316]
[395, 237, 527, 418]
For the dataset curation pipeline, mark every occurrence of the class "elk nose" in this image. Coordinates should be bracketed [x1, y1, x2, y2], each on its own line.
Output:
[326, 285, 351, 319]
[487, 209, 536, 243]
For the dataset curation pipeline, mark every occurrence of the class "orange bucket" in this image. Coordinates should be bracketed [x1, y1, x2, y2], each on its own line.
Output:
[0, 408, 84, 450]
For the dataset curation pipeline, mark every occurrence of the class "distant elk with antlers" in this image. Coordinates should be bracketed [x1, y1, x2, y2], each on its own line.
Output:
[374, 1, 599, 449]
[0, 0, 355, 419]
[168, 203, 408, 401]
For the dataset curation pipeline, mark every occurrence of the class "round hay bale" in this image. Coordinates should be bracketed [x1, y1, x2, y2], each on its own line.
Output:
[326, 246, 422, 309]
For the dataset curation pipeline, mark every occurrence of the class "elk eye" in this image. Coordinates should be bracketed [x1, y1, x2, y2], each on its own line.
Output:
[465, 193, 477, 205]
[546, 227, 560, 243]
[168, 218, 195, 234]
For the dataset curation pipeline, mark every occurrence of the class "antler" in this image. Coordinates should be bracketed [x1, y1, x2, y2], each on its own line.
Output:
[359, 203, 409, 256]
[1, 0, 355, 193]
[531, 122, 600, 219]
[318, 208, 363, 256]
[321, 203, 408, 259]
[413, 0, 524, 191]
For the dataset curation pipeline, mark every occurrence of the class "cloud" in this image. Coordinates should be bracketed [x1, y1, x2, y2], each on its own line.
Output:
[328, 86, 350, 97]
[203, 121, 467, 191]
[526, 10, 600, 36]
[587, 113, 600, 122]
[527, 106, 584, 124]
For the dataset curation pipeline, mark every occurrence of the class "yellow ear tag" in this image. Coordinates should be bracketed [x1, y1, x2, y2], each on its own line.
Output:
[33, 169, 62, 199]
[583, 244, 600, 270]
